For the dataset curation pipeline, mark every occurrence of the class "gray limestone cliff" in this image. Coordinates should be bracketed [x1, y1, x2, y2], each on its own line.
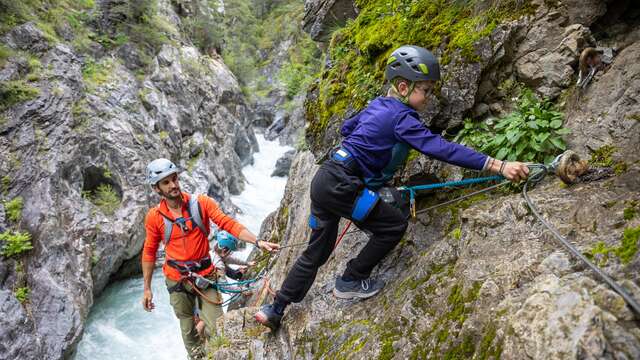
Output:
[0, 0, 258, 358]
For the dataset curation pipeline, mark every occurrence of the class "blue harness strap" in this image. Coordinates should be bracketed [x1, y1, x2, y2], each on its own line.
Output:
[329, 147, 382, 223]
[332, 148, 352, 162]
[308, 214, 320, 229]
[351, 188, 380, 222]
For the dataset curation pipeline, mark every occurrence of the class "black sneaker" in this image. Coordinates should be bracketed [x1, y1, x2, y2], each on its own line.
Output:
[254, 304, 282, 330]
[333, 276, 384, 299]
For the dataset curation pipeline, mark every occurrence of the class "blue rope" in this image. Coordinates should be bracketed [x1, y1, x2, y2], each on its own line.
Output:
[398, 175, 505, 218]
[221, 278, 262, 286]
[397, 175, 504, 192]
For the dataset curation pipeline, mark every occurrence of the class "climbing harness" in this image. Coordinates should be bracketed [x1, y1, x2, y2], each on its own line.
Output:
[181, 271, 265, 307]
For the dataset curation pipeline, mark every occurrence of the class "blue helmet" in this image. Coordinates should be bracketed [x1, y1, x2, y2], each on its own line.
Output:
[216, 230, 237, 251]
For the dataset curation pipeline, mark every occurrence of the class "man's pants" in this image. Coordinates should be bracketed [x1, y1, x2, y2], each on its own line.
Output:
[275, 159, 408, 304]
[166, 277, 223, 359]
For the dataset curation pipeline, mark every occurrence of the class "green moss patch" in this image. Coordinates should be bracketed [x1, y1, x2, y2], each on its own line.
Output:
[586, 226, 639, 265]
[590, 145, 616, 167]
[0, 80, 40, 110]
[618, 227, 640, 264]
[624, 201, 638, 221]
[82, 58, 114, 91]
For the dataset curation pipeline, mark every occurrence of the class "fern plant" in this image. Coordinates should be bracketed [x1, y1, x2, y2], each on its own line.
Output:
[0, 231, 32, 257]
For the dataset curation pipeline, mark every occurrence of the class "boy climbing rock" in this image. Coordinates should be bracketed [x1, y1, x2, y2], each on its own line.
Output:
[255, 45, 530, 330]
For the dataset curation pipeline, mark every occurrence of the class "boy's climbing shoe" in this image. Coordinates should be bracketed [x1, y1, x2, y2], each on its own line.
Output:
[254, 304, 282, 330]
[333, 276, 384, 299]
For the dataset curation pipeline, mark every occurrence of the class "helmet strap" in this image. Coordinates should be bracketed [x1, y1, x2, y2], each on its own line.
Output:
[392, 80, 415, 105]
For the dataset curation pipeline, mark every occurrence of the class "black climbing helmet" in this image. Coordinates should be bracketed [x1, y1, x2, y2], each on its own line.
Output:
[385, 45, 441, 83]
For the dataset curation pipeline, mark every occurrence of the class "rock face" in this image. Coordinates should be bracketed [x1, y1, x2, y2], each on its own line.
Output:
[302, 0, 358, 41]
[210, 0, 640, 359]
[0, 1, 256, 359]
[250, 35, 309, 146]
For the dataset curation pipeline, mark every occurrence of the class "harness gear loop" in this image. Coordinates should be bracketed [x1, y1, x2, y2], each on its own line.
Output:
[184, 277, 223, 305]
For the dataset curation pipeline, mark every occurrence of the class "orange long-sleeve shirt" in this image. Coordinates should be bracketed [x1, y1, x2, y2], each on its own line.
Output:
[142, 192, 246, 281]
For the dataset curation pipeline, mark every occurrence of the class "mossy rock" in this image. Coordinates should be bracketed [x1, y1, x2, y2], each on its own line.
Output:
[304, 0, 536, 154]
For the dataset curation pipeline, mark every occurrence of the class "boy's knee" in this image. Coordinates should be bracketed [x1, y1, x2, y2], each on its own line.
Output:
[298, 250, 326, 269]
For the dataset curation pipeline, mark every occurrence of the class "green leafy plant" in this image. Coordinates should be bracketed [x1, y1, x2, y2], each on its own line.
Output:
[0, 231, 33, 257]
[15, 286, 29, 304]
[4, 196, 23, 222]
[454, 89, 570, 164]
[92, 184, 120, 215]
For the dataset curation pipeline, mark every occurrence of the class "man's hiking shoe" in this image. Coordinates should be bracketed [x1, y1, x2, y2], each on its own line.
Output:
[254, 304, 282, 330]
[333, 276, 384, 299]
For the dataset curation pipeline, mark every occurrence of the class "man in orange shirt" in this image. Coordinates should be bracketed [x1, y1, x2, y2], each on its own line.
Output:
[141, 158, 279, 359]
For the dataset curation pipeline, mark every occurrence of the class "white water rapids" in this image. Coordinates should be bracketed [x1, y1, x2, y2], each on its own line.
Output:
[74, 134, 292, 359]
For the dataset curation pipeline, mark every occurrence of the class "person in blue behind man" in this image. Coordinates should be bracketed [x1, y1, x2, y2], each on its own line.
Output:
[255, 45, 530, 330]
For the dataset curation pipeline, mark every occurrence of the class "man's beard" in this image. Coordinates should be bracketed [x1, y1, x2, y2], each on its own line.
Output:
[159, 186, 181, 200]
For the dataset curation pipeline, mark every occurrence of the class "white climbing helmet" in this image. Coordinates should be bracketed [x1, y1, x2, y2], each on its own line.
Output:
[146, 158, 181, 185]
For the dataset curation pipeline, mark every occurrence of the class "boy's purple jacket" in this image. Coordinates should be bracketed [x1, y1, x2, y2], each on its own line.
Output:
[341, 96, 488, 180]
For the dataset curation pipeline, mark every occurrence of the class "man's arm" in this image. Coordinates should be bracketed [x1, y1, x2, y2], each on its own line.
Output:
[202, 196, 280, 252]
[141, 211, 161, 312]
[141, 260, 155, 311]
[237, 228, 280, 252]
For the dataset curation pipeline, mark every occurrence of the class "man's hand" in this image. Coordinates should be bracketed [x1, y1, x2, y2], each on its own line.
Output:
[257, 240, 280, 252]
[501, 161, 529, 182]
[142, 289, 155, 312]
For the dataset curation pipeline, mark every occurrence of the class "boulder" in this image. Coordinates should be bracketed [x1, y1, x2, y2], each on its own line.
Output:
[271, 150, 296, 177]
[3, 22, 51, 54]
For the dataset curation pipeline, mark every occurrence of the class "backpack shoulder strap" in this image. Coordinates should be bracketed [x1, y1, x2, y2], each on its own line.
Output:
[189, 194, 208, 237]
[155, 206, 174, 246]
[162, 216, 173, 245]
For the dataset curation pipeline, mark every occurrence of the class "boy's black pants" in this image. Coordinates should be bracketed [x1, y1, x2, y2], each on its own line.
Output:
[275, 158, 408, 305]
